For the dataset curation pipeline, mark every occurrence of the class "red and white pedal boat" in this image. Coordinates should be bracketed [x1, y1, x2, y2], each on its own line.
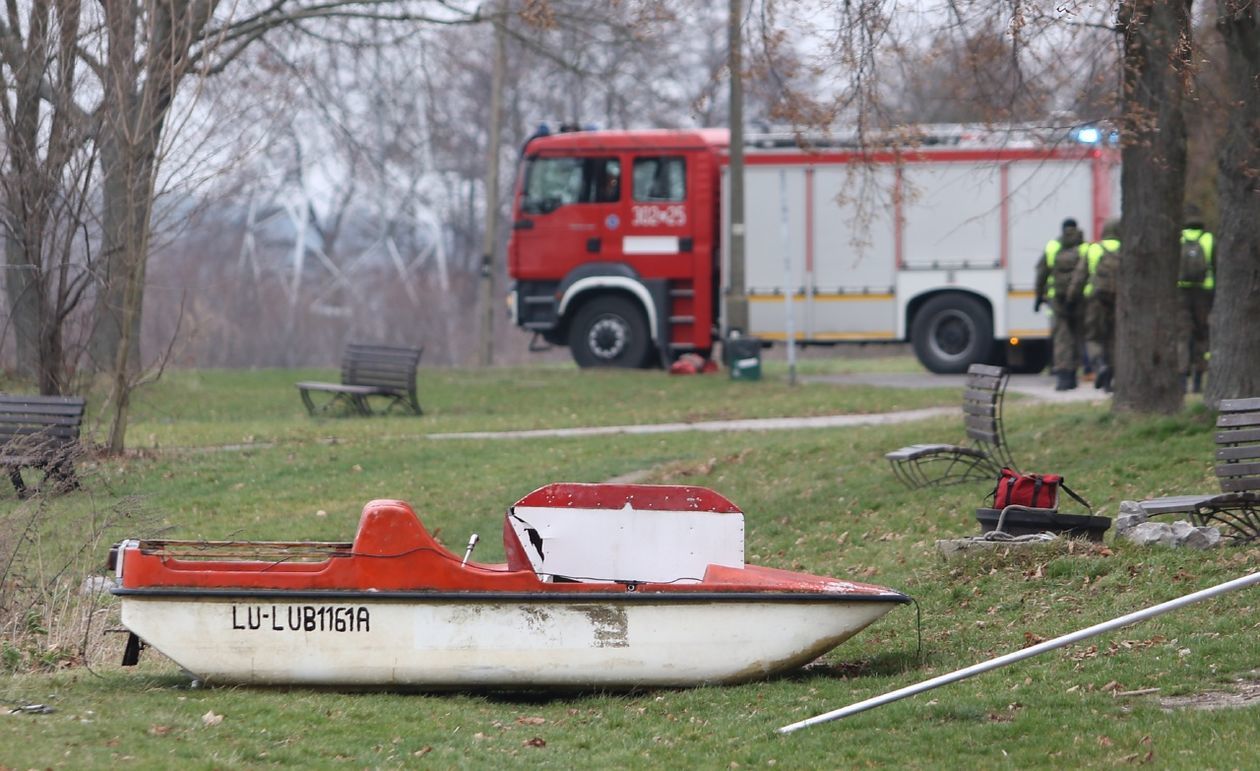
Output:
[111, 483, 909, 688]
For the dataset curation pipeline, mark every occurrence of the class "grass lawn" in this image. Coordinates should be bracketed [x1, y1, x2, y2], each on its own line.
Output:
[1, 357, 1257, 768]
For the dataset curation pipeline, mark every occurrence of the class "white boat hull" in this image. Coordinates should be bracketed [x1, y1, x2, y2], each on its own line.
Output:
[119, 594, 900, 688]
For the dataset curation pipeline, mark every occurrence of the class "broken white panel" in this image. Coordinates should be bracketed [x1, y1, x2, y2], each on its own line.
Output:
[508, 504, 744, 584]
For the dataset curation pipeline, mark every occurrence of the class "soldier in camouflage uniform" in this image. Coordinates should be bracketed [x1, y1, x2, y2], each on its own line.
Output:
[1034, 218, 1086, 391]
[1069, 218, 1122, 392]
[1177, 205, 1214, 393]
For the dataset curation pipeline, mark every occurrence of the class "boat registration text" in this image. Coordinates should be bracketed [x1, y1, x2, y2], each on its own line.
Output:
[231, 605, 371, 633]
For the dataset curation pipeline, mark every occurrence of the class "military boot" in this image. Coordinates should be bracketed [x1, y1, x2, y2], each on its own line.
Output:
[1096, 367, 1113, 392]
[1192, 371, 1204, 394]
[1054, 371, 1073, 391]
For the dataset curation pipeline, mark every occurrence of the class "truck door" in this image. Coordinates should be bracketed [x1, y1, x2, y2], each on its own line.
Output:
[514, 154, 624, 278]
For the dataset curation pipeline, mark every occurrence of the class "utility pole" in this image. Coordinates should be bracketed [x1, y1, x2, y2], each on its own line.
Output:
[725, 0, 748, 338]
[478, 2, 507, 367]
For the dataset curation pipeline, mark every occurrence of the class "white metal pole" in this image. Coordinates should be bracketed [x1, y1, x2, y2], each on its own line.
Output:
[778, 570, 1260, 735]
[779, 170, 796, 385]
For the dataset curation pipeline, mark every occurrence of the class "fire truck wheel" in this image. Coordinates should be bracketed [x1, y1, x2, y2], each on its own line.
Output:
[911, 294, 994, 374]
[568, 296, 653, 369]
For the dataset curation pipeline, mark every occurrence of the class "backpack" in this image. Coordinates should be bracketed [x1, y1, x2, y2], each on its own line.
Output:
[1092, 242, 1120, 299]
[1179, 234, 1208, 284]
[1051, 243, 1080, 291]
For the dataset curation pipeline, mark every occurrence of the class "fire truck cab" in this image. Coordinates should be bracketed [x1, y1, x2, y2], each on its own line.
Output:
[507, 125, 1119, 373]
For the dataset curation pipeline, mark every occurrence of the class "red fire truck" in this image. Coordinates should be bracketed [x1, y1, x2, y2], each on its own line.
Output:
[506, 125, 1119, 373]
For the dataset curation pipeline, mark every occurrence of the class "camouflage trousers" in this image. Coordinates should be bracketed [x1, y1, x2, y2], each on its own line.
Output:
[1050, 300, 1083, 372]
[1178, 288, 1212, 376]
[1085, 295, 1115, 372]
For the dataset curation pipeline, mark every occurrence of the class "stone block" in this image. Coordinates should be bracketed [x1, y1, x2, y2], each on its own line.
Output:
[1114, 501, 1149, 537]
[1124, 521, 1175, 547]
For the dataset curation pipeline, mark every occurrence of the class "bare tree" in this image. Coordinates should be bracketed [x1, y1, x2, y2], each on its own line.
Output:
[889, 23, 1053, 124]
[1205, 0, 1260, 405]
[0, 1, 96, 394]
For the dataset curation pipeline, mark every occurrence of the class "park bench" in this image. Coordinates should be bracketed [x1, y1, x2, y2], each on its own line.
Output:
[1135, 397, 1260, 541]
[885, 363, 1016, 488]
[1, 394, 87, 498]
[296, 343, 424, 416]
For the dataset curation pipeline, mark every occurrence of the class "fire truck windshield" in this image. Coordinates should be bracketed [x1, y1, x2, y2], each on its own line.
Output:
[522, 156, 620, 214]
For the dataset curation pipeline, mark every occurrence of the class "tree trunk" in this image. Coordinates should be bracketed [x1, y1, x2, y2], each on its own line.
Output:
[1, 1, 69, 393]
[90, 135, 154, 378]
[3, 236, 43, 379]
[1205, 1, 1260, 406]
[1113, 0, 1191, 415]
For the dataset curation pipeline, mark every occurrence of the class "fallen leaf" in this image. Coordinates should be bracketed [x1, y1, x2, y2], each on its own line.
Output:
[201, 711, 223, 727]
[1097, 735, 1114, 747]
[148, 725, 171, 736]
[413, 746, 433, 757]
[516, 716, 546, 726]
[524, 737, 546, 748]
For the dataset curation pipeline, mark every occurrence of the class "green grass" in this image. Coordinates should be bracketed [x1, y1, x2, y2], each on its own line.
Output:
[108, 364, 957, 449]
[2, 358, 1258, 768]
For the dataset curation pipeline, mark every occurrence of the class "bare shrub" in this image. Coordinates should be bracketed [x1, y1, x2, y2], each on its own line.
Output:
[0, 479, 160, 674]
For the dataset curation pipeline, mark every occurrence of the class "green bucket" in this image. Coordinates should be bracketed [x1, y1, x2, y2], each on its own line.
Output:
[726, 338, 762, 381]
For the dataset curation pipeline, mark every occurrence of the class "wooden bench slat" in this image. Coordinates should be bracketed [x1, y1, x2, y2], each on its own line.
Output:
[0, 404, 87, 417]
[965, 428, 1001, 445]
[0, 412, 85, 426]
[1220, 397, 1260, 412]
[1217, 411, 1260, 428]
[1217, 461, 1260, 478]
[0, 430, 82, 442]
[1219, 477, 1260, 493]
[295, 383, 379, 395]
[0, 396, 86, 412]
[962, 402, 997, 418]
[1216, 427, 1260, 444]
[1137, 494, 1217, 515]
[965, 375, 1003, 391]
[962, 388, 1000, 404]
[965, 363, 1007, 378]
[963, 414, 998, 433]
[1216, 445, 1260, 462]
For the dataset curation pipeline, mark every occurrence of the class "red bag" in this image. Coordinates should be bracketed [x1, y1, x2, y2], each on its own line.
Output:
[991, 468, 1090, 511]
[993, 469, 1061, 508]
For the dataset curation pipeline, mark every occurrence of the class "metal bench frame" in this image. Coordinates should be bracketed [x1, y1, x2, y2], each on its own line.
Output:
[1, 394, 87, 498]
[885, 364, 1016, 488]
[296, 344, 424, 416]
[1137, 397, 1260, 541]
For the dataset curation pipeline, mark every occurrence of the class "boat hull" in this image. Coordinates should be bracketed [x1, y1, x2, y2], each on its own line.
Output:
[118, 591, 902, 688]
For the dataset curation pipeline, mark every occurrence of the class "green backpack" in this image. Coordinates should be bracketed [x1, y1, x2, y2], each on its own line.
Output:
[1052, 245, 1080, 294]
[1179, 234, 1208, 283]
[1092, 243, 1120, 299]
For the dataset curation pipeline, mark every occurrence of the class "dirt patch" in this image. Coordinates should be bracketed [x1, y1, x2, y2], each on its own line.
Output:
[1159, 678, 1260, 711]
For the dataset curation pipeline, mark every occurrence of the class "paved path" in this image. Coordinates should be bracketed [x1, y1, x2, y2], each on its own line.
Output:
[426, 372, 1109, 441]
[802, 371, 1111, 404]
